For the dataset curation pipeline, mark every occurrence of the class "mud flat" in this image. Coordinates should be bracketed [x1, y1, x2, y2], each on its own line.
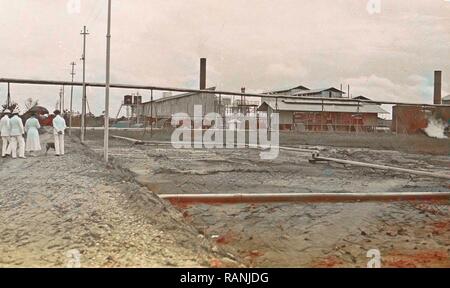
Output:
[83, 132, 449, 267]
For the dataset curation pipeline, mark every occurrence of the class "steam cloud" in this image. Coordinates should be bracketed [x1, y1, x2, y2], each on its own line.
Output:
[423, 117, 448, 139]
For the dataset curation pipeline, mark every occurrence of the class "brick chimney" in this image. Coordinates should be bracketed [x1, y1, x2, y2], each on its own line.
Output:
[200, 58, 206, 90]
[434, 70, 442, 105]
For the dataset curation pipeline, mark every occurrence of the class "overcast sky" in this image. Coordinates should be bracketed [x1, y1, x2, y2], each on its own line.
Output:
[0, 0, 449, 116]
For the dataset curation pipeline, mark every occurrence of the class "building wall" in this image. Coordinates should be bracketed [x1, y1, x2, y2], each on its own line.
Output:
[392, 105, 450, 134]
[141, 93, 217, 119]
[292, 112, 378, 132]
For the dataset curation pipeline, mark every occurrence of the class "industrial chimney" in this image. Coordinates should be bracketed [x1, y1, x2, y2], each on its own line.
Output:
[434, 70, 442, 105]
[200, 58, 206, 90]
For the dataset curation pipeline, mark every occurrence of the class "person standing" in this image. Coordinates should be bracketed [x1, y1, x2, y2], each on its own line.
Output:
[9, 109, 26, 159]
[25, 114, 42, 156]
[52, 110, 67, 156]
[0, 109, 11, 158]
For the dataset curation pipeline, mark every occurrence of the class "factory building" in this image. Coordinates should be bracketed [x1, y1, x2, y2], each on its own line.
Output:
[391, 71, 450, 136]
[139, 88, 221, 126]
[258, 98, 388, 132]
[259, 85, 388, 131]
[263, 86, 346, 99]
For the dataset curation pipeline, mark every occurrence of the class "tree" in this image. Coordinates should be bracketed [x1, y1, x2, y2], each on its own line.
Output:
[2, 102, 19, 113]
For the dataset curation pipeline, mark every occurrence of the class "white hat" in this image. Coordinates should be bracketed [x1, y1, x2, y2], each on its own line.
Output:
[3, 109, 11, 114]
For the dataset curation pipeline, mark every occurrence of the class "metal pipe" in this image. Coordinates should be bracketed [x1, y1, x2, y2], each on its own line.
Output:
[161, 192, 450, 204]
[2, 77, 449, 107]
[111, 134, 319, 154]
[313, 155, 450, 180]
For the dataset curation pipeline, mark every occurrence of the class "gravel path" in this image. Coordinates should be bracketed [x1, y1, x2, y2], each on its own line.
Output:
[0, 133, 229, 267]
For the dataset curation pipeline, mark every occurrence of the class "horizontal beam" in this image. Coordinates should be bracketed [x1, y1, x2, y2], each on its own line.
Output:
[1, 77, 449, 107]
[161, 192, 450, 204]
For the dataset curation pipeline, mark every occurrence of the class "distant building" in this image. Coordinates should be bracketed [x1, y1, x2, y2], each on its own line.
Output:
[264, 85, 345, 99]
[140, 88, 221, 126]
[442, 95, 450, 105]
[258, 86, 388, 132]
[258, 99, 388, 132]
[265, 85, 310, 95]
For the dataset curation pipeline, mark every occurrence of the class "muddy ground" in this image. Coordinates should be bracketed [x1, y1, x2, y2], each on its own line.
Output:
[0, 130, 234, 268]
[83, 130, 449, 267]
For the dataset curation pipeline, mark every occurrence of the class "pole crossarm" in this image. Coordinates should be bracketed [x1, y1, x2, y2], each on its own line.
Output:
[1, 77, 449, 107]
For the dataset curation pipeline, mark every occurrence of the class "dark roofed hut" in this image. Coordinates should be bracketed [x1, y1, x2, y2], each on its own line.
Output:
[22, 106, 52, 126]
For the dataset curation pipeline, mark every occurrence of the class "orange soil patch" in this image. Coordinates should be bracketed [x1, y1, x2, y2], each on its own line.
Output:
[384, 250, 450, 268]
[240, 249, 265, 267]
[216, 230, 236, 245]
[412, 200, 449, 216]
[432, 220, 449, 235]
[312, 255, 345, 268]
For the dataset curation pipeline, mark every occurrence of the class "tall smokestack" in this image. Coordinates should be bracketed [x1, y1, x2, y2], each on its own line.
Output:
[434, 70, 442, 105]
[200, 58, 206, 90]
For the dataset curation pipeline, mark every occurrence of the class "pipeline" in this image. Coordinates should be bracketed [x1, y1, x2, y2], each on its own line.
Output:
[111, 135, 319, 154]
[111, 134, 448, 180]
[161, 192, 450, 205]
[312, 155, 450, 180]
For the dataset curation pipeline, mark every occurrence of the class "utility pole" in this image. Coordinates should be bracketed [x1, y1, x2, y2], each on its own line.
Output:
[59, 87, 63, 111]
[104, 0, 112, 162]
[150, 89, 153, 137]
[7, 82, 10, 108]
[62, 85, 65, 112]
[80, 26, 89, 142]
[69, 62, 76, 136]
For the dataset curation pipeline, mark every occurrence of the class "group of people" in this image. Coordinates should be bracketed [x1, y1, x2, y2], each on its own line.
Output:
[0, 109, 67, 159]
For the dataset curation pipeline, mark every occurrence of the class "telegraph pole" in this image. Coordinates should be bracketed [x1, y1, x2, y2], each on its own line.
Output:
[59, 87, 63, 111]
[80, 26, 89, 142]
[104, 0, 112, 162]
[69, 62, 76, 136]
[7, 82, 10, 108]
[62, 85, 65, 112]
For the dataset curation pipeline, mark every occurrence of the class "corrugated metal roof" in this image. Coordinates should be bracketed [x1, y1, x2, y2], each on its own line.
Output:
[264, 85, 310, 94]
[261, 100, 388, 114]
[292, 87, 345, 95]
[142, 87, 216, 104]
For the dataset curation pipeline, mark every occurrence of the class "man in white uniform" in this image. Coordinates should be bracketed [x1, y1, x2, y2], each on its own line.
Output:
[0, 109, 11, 158]
[9, 109, 26, 159]
[52, 110, 67, 156]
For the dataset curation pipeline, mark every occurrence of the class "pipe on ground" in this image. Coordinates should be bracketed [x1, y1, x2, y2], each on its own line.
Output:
[313, 156, 450, 180]
[161, 192, 450, 205]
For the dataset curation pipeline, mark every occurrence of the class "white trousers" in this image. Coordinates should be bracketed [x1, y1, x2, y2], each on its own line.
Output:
[54, 134, 65, 155]
[10, 135, 25, 158]
[1, 136, 11, 157]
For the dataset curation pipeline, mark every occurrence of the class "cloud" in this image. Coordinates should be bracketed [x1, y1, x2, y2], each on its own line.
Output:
[0, 0, 449, 116]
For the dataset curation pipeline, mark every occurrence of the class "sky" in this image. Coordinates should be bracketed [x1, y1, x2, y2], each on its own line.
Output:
[0, 0, 449, 116]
